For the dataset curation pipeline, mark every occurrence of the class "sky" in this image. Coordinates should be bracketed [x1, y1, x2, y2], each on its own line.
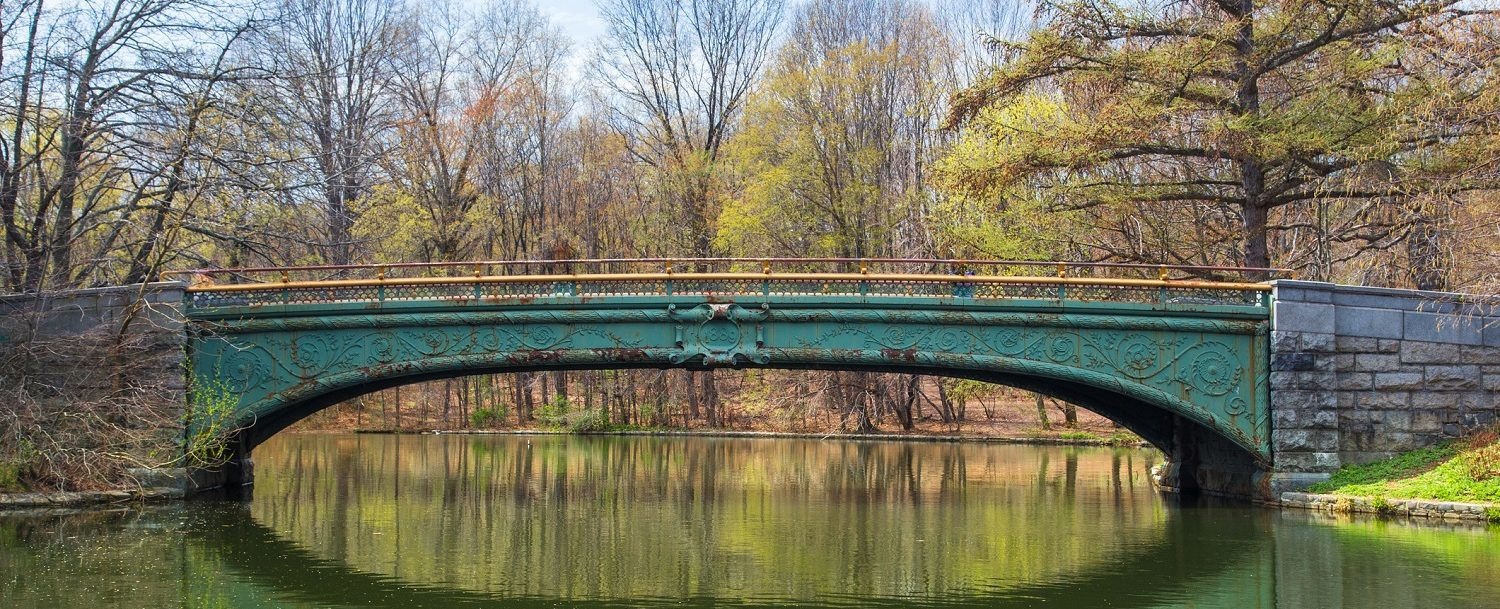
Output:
[536, 0, 607, 53]
[532, 0, 607, 81]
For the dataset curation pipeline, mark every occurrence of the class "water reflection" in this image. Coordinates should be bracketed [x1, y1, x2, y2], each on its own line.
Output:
[1, 434, 1497, 608]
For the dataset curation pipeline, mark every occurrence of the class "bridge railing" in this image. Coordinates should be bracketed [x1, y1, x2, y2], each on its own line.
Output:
[167, 258, 1281, 310]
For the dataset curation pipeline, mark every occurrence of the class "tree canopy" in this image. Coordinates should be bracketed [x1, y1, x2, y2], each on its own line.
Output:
[941, 0, 1499, 283]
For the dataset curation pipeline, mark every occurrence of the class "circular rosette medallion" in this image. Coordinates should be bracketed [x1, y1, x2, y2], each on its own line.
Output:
[1046, 335, 1078, 362]
[288, 335, 331, 376]
[367, 335, 399, 364]
[881, 326, 910, 348]
[984, 328, 1025, 353]
[522, 325, 561, 349]
[934, 329, 965, 352]
[1184, 343, 1242, 396]
[1116, 334, 1160, 379]
[416, 329, 453, 355]
[221, 348, 269, 393]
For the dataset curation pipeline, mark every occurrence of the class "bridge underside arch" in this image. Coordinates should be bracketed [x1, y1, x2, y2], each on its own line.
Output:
[189, 300, 1270, 497]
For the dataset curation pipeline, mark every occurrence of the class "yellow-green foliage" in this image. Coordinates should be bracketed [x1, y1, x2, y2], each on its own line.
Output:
[716, 13, 951, 259]
[937, 0, 1500, 271]
[185, 375, 242, 468]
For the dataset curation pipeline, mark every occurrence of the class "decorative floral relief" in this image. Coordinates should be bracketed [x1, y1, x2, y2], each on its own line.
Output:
[368, 335, 398, 363]
[522, 325, 560, 349]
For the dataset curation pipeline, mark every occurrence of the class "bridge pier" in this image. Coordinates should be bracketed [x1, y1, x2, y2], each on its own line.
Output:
[1152, 414, 1269, 499]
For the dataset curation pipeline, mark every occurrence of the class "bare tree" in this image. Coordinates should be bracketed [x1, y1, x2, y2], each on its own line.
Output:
[254, 0, 406, 266]
[0, 0, 254, 291]
[594, 0, 784, 258]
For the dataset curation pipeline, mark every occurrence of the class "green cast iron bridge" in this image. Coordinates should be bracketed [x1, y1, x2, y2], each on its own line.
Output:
[179, 258, 1278, 497]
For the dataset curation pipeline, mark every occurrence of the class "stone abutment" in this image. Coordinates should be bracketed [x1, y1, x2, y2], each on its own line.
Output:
[1268, 280, 1500, 494]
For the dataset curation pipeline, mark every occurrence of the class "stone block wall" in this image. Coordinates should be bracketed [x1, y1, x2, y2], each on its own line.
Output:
[1270, 280, 1500, 490]
[0, 283, 198, 490]
[0, 283, 188, 393]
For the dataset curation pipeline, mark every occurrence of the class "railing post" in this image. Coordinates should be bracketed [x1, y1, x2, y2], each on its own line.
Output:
[473, 264, 483, 299]
[1055, 263, 1067, 300]
[1157, 265, 1168, 305]
[280, 270, 290, 304]
[762, 260, 771, 298]
[665, 260, 674, 297]
[859, 260, 869, 296]
[376, 265, 386, 302]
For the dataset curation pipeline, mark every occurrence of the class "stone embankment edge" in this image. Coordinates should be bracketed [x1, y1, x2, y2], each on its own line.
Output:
[0, 487, 184, 512]
[1280, 491, 1497, 522]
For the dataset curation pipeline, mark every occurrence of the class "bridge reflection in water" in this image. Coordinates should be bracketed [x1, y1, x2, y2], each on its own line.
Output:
[4, 435, 1497, 608]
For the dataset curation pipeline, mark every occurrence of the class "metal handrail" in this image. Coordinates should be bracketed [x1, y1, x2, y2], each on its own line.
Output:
[166, 257, 1289, 284]
[184, 271, 1271, 293]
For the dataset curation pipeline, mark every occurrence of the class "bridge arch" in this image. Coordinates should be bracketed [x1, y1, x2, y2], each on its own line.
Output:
[186, 272, 1273, 497]
[226, 348, 1250, 468]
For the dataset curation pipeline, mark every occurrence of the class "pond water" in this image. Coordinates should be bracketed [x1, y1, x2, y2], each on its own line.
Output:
[2, 433, 1498, 608]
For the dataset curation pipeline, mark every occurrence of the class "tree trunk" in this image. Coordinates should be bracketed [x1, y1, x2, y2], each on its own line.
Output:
[701, 371, 719, 427]
[554, 371, 568, 404]
[687, 371, 701, 421]
[1034, 392, 1050, 431]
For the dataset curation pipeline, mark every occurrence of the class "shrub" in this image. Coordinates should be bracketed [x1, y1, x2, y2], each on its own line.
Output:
[537, 395, 572, 426]
[0, 313, 185, 491]
[1058, 431, 1103, 442]
[184, 375, 242, 468]
[469, 407, 506, 428]
[561, 409, 612, 433]
[0, 460, 25, 492]
[1460, 426, 1500, 481]
[1461, 442, 1500, 482]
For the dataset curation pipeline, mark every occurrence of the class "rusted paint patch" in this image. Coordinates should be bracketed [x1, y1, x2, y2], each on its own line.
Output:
[506, 349, 564, 364]
[879, 347, 918, 362]
[596, 347, 650, 362]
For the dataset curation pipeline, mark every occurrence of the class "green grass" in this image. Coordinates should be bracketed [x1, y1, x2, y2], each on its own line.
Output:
[1307, 438, 1500, 504]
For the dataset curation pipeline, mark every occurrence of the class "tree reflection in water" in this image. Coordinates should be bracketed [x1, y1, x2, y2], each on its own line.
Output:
[1, 434, 1497, 608]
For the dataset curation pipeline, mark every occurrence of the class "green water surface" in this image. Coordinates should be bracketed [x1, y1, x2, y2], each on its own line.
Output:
[3, 433, 1498, 608]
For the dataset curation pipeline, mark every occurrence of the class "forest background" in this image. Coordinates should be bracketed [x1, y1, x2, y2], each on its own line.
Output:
[1, 0, 1497, 441]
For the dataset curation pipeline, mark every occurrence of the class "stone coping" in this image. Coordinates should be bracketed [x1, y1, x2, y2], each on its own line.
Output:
[0, 281, 185, 304]
[1281, 491, 1497, 522]
[0, 487, 184, 511]
[1269, 280, 1496, 304]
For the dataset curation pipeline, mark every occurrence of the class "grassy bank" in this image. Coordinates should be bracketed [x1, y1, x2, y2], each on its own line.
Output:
[1308, 430, 1500, 506]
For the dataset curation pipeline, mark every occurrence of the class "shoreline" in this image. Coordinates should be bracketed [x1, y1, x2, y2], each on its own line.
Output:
[358, 427, 1150, 447]
[0, 486, 185, 513]
[1279, 491, 1499, 523]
